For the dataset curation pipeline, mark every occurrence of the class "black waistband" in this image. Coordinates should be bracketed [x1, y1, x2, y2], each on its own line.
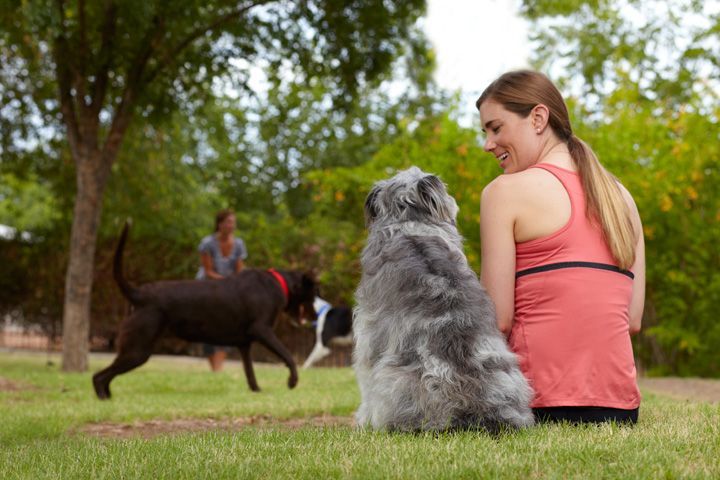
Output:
[533, 406, 639, 424]
[516, 261, 634, 280]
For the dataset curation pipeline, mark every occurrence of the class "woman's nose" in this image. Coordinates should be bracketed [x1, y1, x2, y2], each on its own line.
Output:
[483, 137, 495, 152]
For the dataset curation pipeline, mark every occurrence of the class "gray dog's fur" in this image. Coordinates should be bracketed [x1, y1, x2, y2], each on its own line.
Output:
[353, 167, 534, 432]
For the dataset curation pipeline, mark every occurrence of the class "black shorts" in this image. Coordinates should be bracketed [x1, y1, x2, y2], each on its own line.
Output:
[533, 406, 639, 425]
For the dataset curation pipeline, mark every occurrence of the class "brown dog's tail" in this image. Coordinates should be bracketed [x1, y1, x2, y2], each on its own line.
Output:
[113, 221, 142, 304]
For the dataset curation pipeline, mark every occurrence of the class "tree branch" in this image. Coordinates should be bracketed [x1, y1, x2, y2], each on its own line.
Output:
[101, 0, 275, 177]
[89, 1, 118, 119]
[53, 0, 81, 159]
[145, 0, 276, 83]
[101, 15, 165, 172]
[76, 0, 88, 105]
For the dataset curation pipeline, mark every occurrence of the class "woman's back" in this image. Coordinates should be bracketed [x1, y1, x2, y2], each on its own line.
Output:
[501, 163, 573, 244]
[510, 163, 640, 409]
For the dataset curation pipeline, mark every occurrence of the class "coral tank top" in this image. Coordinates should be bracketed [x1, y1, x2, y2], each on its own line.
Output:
[510, 164, 640, 409]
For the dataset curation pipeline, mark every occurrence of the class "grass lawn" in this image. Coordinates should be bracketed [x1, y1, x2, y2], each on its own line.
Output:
[1, 351, 718, 479]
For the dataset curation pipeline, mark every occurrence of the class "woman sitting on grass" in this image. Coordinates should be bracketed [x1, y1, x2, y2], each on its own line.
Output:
[476, 70, 645, 424]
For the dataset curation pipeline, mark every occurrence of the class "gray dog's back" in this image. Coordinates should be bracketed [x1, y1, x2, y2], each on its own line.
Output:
[353, 167, 534, 432]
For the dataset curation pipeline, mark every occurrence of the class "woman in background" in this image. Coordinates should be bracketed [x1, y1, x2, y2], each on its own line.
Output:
[196, 209, 248, 371]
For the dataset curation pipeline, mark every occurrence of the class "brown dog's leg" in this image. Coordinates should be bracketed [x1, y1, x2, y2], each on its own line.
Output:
[92, 308, 162, 399]
[92, 350, 152, 399]
[238, 343, 260, 392]
[250, 323, 299, 389]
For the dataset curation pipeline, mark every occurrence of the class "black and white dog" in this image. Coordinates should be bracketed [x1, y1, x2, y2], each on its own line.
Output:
[302, 297, 353, 368]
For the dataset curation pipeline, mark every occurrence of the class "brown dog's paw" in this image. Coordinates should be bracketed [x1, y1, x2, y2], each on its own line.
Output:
[92, 377, 111, 400]
[288, 374, 298, 389]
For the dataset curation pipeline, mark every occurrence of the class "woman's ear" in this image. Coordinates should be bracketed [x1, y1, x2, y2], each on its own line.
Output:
[531, 104, 550, 134]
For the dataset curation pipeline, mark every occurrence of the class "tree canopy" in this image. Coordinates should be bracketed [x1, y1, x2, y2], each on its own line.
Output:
[523, 0, 720, 375]
[1, 0, 719, 376]
[0, 0, 429, 371]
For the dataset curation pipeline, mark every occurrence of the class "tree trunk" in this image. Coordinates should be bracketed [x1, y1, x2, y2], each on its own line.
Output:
[61, 154, 109, 372]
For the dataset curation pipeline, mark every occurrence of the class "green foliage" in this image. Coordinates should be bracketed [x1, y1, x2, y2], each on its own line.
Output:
[210, 22, 441, 217]
[292, 111, 497, 303]
[0, 152, 69, 332]
[0, 0, 433, 349]
[531, 1, 720, 376]
[523, 0, 719, 108]
[2, 0, 719, 378]
[0, 173, 60, 231]
[0, 0, 429, 140]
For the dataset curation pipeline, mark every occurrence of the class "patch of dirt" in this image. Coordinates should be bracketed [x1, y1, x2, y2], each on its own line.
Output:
[0, 376, 38, 392]
[639, 377, 720, 403]
[78, 414, 355, 439]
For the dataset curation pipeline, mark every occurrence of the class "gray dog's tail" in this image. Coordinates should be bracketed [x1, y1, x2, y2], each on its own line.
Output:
[113, 221, 143, 305]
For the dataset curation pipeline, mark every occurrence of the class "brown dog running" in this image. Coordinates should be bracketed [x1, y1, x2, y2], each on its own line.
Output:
[92, 222, 317, 399]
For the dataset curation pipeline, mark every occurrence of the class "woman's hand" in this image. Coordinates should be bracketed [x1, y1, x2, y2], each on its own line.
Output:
[201, 253, 225, 279]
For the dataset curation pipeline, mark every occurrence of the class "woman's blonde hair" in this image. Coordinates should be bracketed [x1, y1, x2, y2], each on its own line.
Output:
[476, 70, 637, 269]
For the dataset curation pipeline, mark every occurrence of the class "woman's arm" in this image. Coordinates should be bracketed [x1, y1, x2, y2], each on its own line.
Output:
[480, 178, 517, 337]
[629, 233, 645, 335]
[201, 252, 224, 280]
[235, 238, 247, 273]
[622, 186, 645, 335]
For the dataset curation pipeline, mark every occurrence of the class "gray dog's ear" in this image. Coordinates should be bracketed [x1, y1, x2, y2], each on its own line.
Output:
[364, 186, 381, 226]
[417, 175, 450, 222]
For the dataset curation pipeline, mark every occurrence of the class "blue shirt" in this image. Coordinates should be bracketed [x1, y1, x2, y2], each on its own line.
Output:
[195, 234, 248, 279]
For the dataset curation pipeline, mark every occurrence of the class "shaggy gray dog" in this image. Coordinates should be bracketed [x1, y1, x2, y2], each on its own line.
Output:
[353, 167, 534, 432]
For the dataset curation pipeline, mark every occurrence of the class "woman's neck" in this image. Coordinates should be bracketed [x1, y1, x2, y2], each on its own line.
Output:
[217, 232, 233, 241]
[537, 140, 575, 170]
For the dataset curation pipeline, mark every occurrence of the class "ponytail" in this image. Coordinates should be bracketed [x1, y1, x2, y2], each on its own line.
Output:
[567, 135, 637, 269]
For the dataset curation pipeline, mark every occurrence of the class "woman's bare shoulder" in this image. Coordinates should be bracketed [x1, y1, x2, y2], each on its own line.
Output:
[482, 174, 516, 209]
[482, 168, 552, 202]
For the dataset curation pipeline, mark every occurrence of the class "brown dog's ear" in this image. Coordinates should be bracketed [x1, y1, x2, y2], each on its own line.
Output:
[301, 272, 316, 289]
[301, 272, 320, 299]
[307, 266, 320, 280]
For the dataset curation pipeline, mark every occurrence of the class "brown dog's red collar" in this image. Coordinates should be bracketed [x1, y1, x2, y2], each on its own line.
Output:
[267, 269, 289, 300]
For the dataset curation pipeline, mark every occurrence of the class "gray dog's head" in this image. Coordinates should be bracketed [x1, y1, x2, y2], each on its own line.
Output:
[364, 167, 458, 228]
